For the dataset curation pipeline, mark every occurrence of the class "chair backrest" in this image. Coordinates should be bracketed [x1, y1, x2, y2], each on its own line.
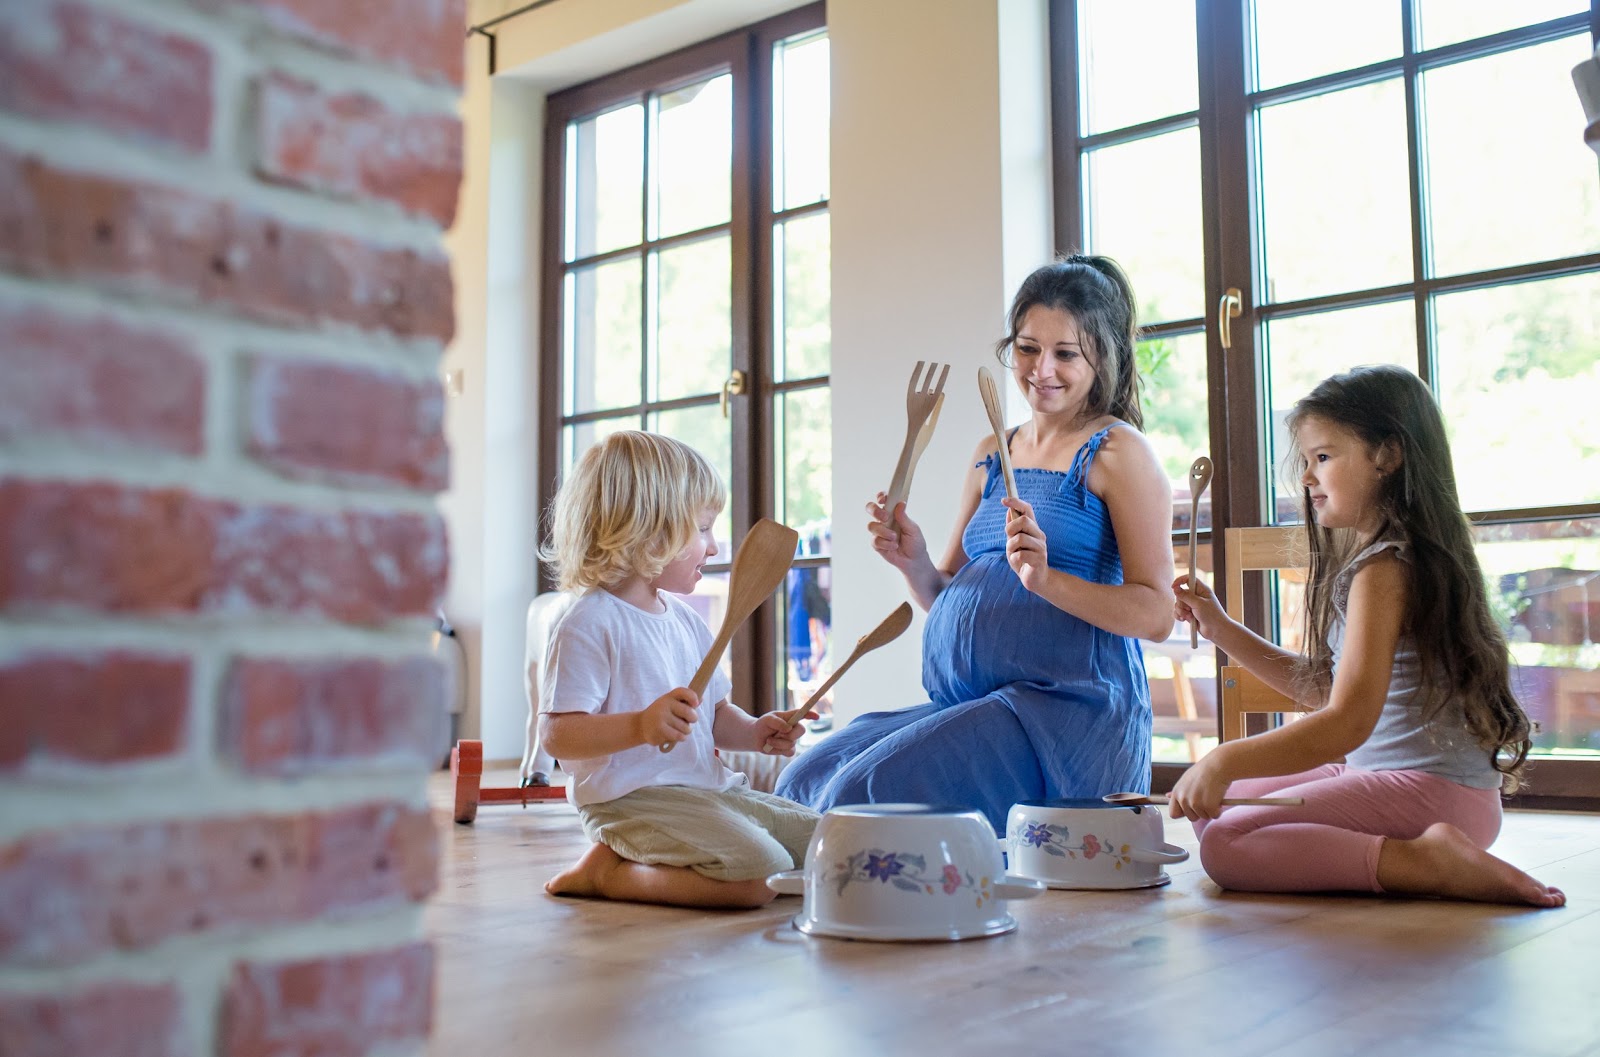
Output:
[522, 591, 576, 778]
[1220, 525, 1309, 741]
[1224, 525, 1309, 624]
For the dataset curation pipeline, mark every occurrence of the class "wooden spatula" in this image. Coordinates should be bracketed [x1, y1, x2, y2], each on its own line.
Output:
[660, 518, 799, 752]
[977, 367, 1018, 507]
[778, 601, 914, 731]
[1186, 456, 1214, 648]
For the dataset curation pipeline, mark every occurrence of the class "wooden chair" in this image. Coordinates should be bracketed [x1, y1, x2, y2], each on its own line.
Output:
[1220, 525, 1310, 742]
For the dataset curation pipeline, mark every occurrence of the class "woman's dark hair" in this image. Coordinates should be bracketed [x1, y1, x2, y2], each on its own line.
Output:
[994, 254, 1144, 430]
[1287, 364, 1532, 787]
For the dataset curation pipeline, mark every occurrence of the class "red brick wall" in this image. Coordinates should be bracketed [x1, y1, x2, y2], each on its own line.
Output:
[0, 0, 463, 1052]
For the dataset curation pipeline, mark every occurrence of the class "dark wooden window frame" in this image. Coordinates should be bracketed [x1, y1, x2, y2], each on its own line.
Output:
[1050, 0, 1600, 804]
[538, 3, 827, 716]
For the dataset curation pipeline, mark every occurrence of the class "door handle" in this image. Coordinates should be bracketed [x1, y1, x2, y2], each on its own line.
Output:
[720, 369, 747, 419]
[1219, 287, 1242, 349]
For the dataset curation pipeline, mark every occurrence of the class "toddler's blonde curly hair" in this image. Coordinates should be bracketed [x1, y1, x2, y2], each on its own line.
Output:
[540, 431, 725, 593]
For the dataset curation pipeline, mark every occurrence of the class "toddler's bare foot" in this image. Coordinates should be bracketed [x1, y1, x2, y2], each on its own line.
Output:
[545, 843, 623, 898]
[1380, 823, 1565, 908]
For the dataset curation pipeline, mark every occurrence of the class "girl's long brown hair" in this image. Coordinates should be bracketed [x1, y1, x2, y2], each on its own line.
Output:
[1287, 365, 1532, 788]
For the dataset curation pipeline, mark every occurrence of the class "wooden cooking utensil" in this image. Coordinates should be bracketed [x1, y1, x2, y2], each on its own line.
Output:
[660, 518, 799, 752]
[1186, 455, 1215, 648]
[779, 601, 914, 732]
[1103, 792, 1303, 807]
[976, 367, 1018, 506]
[884, 361, 950, 531]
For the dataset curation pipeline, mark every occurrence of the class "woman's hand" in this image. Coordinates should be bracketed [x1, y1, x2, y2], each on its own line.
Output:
[1166, 749, 1233, 821]
[635, 687, 699, 749]
[1003, 496, 1049, 593]
[866, 492, 929, 574]
[1172, 572, 1227, 643]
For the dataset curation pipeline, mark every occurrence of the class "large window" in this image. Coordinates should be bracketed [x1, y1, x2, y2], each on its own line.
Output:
[540, 6, 831, 719]
[1054, 0, 1600, 800]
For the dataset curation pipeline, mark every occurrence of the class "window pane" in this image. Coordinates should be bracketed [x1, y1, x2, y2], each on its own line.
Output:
[1416, 0, 1585, 51]
[651, 74, 732, 239]
[1138, 331, 1212, 532]
[1150, 540, 1218, 764]
[1250, 0, 1399, 91]
[1263, 301, 1417, 522]
[683, 568, 732, 694]
[1423, 36, 1600, 278]
[561, 416, 640, 477]
[651, 235, 730, 402]
[566, 105, 643, 261]
[1084, 128, 1203, 324]
[1077, 0, 1198, 134]
[650, 403, 733, 549]
[774, 32, 830, 210]
[1434, 273, 1600, 513]
[1476, 517, 1600, 758]
[1257, 80, 1413, 303]
[776, 387, 832, 540]
[783, 561, 834, 730]
[565, 256, 641, 415]
[776, 212, 831, 381]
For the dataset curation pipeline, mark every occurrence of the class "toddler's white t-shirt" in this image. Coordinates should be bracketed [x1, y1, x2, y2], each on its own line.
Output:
[540, 586, 742, 806]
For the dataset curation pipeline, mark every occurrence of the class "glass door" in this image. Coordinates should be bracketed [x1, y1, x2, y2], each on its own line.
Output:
[541, 6, 830, 717]
[1053, 0, 1600, 799]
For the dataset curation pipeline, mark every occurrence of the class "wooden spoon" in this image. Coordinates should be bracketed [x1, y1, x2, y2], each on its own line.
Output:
[660, 518, 799, 752]
[1103, 792, 1304, 807]
[976, 367, 1018, 507]
[779, 601, 914, 731]
[1186, 456, 1215, 648]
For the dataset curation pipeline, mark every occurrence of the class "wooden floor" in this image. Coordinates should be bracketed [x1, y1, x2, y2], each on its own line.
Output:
[427, 768, 1600, 1057]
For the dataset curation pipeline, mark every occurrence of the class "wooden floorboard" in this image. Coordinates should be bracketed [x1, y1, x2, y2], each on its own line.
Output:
[427, 768, 1600, 1057]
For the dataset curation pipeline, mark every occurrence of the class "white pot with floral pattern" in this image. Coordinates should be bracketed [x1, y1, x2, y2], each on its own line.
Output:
[1003, 799, 1189, 890]
[766, 803, 1044, 941]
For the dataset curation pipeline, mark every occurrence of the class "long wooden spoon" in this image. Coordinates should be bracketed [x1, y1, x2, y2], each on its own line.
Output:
[977, 367, 1018, 506]
[660, 518, 799, 752]
[1103, 792, 1303, 807]
[779, 601, 914, 731]
[1186, 455, 1215, 648]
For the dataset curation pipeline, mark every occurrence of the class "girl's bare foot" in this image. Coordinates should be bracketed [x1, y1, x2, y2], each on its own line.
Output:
[1379, 823, 1566, 908]
[545, 843, 624, 898]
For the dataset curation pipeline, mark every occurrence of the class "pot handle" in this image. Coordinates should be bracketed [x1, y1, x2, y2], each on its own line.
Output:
[1127, 842, 1189, 865]
[991, 874, 1046, 901]
[765, 869, 806, 896]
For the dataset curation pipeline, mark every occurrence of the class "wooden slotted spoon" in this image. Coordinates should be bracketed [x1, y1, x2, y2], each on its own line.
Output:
[660, 518, 799, 752]
[1186, 456, 1215, 648]
[1103, 792, 1304, 807]
[779, 601, 914, 731]
[976, 367, 1018, 507]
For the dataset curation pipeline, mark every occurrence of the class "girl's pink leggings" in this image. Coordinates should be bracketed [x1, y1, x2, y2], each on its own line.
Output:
[1191, 764, 1503, 894]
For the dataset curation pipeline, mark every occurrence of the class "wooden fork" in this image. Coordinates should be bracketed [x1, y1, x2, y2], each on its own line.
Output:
[883, 360, 950, 530]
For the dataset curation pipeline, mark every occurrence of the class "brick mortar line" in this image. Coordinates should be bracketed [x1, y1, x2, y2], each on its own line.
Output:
[0, 272, 449, 371]
[0, 456, 450, 516]
[0, 777, 437, 845]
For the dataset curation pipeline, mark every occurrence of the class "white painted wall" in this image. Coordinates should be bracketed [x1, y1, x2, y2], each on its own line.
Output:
[444, 0, 1053, 756]
[827, 0, 1052, 724]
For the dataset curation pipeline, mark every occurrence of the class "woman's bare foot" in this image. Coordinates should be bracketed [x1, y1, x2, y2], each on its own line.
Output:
[1378, 823, 1566, 908]
[545, 843, 624, 898]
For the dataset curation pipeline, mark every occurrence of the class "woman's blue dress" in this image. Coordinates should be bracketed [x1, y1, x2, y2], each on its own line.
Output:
[775, 425, 1152, 833]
